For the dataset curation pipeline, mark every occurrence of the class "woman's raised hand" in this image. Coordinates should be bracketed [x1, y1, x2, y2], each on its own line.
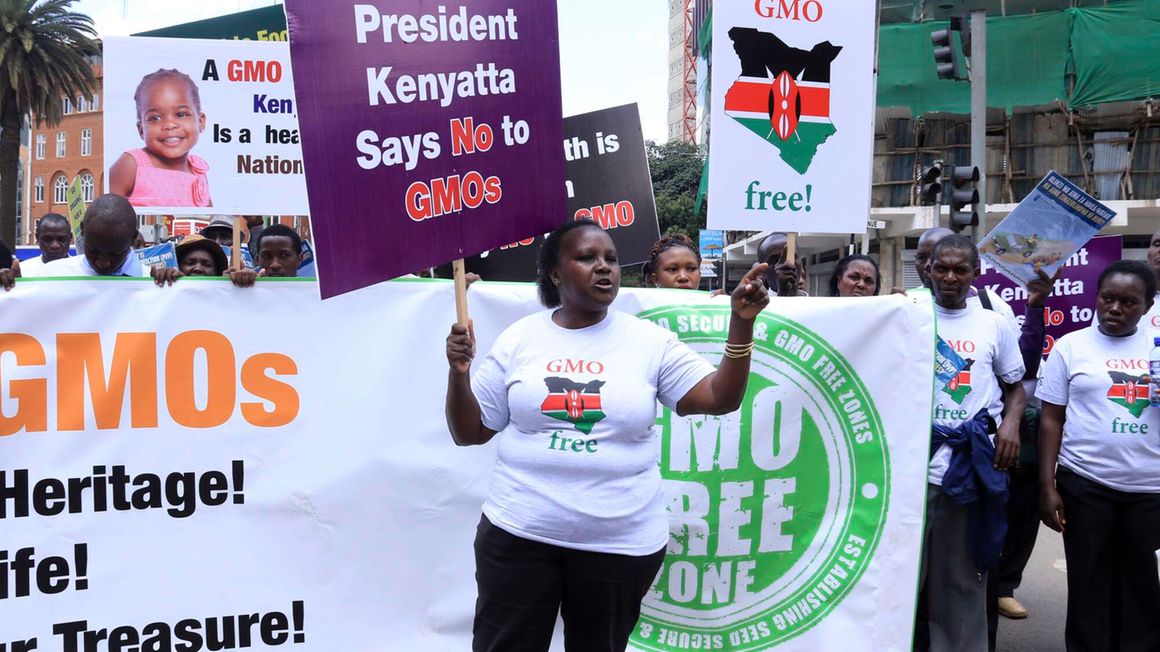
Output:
[731, 263, 771, 320]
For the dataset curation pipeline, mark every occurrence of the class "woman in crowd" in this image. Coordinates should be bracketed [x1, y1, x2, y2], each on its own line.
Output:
[828, 253, 879, 297]
[1037, 260, 1160, 651]
[444, 219, 769, 652]
[647, 233, 702, 290]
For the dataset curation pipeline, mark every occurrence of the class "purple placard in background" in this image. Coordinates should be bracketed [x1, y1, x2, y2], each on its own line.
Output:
[978, 235, 1122, 357]
[285, 1, 565, 298]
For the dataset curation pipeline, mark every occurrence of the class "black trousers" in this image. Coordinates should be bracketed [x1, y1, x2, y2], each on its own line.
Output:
[472, 515, 667, 652]
[995, 463, 1041, 597]
[1056, 468, 1160, 652]
[986, 464, 1040, 650]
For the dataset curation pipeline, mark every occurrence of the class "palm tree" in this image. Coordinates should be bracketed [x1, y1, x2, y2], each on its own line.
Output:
[0, 0, 98, 245]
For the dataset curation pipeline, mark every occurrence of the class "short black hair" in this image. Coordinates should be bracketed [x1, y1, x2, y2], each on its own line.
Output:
[36, 213, 70, 237]
[135, 68, 202, 115]
[931, 234, 979, 270]
[83, 194, 138, 243]
[256, 223, 302, 255]
[828, 254, 880, 296]
[1098, 260, 1157, 302]
[537, 220, 603, 307]
[0, 238, 12, 270]
[648, 233, 700, 273]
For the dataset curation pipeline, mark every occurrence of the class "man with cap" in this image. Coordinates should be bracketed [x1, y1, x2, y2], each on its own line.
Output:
[200, 215, 234, 247]
[19, 213, 74, 277]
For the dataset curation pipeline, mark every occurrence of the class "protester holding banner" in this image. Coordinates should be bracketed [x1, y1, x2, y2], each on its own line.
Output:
[1037, 260, 1160, 651]
[149, 234, 256, 288]
[921, 235, 1026, 652]
[647, 233, 701, 290]
[444, 220, 769, 652]
[828, 254, 880, 297]
[18, 213, 73, 276]
[39, 195, 151, 278]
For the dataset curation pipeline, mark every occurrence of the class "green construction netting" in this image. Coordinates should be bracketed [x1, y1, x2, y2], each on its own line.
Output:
[877, 11, 1072, 114]
[876, 0, 1160, 114]
[1069, 3, 1160, 108]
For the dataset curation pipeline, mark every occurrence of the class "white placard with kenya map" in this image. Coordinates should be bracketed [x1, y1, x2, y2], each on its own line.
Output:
[708, 1, 876, 233]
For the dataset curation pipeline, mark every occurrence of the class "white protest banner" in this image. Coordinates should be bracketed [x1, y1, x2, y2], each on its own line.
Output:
[708, 1, 876, 233]
[103, 37, 307, 216]
[0, 280, 931, 651]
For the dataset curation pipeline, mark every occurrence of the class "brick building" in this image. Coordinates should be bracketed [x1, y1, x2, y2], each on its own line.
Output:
[24, 57, 103, 245]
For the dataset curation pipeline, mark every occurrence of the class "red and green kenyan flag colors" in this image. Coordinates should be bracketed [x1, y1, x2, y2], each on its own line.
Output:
[724, 27, 841, 174]
[1106, 372, 1150, 418]
[942, 359, 974, 405]
[541, 377, 606, 434]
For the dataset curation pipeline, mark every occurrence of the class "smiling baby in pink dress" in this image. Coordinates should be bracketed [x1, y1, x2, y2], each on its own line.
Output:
[110, 69, 212, 207]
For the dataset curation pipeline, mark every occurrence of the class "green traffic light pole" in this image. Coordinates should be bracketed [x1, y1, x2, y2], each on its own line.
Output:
[969, 9, 986, 244]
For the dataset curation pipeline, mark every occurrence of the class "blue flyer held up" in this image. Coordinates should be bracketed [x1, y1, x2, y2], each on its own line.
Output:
[978, 171, 1115, 286]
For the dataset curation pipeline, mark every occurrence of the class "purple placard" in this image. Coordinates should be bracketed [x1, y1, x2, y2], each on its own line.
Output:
[978, 235, 1122, 357]
[285, 1, 565, 298]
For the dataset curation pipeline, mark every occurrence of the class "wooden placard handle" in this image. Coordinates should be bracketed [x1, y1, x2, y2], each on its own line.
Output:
[452, 258, 470, 326]
[231, 217, 244, 272]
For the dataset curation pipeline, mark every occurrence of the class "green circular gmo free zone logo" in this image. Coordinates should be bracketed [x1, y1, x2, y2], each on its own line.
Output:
[632, 306, 890, 651]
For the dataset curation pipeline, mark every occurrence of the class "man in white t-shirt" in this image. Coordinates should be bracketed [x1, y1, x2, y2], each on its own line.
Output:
[915, 227, 1018, 324]
[18, 213, 73, 277]
[919, 235, 1026, 652]
[38, 195, 148, 278]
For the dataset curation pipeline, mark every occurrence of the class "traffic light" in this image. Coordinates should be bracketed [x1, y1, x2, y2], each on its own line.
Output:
[931, 25, 966, 81]
[949, 166, 981, 232]
[919, 164, 943, 205]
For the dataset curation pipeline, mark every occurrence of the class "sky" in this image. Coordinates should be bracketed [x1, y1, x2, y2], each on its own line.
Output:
[74, 0, 672, 142]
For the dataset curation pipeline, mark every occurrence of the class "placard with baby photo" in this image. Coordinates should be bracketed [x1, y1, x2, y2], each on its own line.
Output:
[103, 36, 308, 216]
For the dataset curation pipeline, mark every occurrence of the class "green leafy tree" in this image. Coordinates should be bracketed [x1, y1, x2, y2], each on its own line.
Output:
[0, 0, 98, 244]
[647, 139, 706, 237]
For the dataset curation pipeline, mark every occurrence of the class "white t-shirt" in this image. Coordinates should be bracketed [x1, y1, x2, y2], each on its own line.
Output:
[16, 255, 51, 277]
[472, 309, 715, 555]
[968, 287, 1018, 332]
[1142, 295, 1160, 332]
[1036, 326, 1160, 493]
[930, 305, 1025, 485]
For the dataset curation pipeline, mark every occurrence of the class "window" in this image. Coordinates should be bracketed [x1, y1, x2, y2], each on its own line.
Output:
[91, 94, 99, 112]
[62, 97, 72, 114]
[53, 175, 67, 203]
[81, 128, 91, 156]
[80, 172, 94, 202]
[76, 96, 87, 112]
[55, 131, 65, 157]
[33, 176, 43, 203]
[35, 134, 44, 159]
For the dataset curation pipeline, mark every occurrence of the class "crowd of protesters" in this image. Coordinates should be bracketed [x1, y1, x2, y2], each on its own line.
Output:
[4, 200, 1157, 651]
[0, 193, 309, 290]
